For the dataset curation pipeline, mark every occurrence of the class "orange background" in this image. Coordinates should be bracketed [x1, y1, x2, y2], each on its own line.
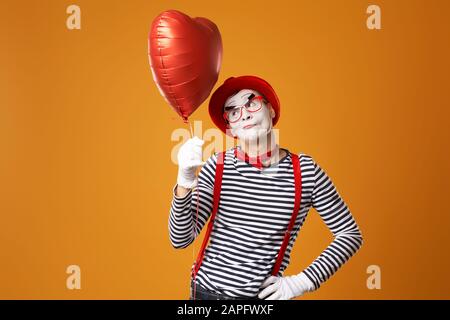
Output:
[1, 0, 449, 299]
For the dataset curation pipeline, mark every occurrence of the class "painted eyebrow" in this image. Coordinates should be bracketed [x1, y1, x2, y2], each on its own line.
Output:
[224, 93, 255, 110]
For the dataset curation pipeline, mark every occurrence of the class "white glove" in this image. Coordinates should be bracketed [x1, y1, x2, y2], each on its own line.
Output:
[258, 272, 316, 300]
[176, 136, 206, 189]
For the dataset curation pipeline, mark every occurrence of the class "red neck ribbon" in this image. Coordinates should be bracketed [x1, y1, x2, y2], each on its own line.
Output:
[234, 146, 277, 169]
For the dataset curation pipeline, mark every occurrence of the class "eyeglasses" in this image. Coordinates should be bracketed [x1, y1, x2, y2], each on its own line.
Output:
[223, 95, 265, 123]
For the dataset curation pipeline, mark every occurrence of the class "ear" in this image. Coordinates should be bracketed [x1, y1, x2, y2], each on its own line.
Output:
[229, 126, 237, 138]
[225, 121, 237, 138]
[268, 103, 275, 119]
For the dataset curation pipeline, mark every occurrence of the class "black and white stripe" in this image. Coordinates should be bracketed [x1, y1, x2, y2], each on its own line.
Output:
[169, 147, 363, 298]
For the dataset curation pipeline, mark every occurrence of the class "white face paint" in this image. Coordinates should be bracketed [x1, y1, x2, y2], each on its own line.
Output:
[224, 89, 275, 142]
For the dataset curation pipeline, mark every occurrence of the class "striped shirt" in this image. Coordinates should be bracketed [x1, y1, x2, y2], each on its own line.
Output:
[169, 146, 363, 298]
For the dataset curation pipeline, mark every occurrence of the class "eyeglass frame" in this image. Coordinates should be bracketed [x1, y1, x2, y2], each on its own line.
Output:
[222, 95, 267, 124]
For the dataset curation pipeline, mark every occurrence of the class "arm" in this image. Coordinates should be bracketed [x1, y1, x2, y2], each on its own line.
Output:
[301, 158, 364, 290]
[259, 157, 363, 299]
[175, 185, 191, 198]
[168, 153, 217, 249]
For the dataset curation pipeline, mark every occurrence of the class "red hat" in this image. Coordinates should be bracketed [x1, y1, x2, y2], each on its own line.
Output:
[208, 75, 280, 136]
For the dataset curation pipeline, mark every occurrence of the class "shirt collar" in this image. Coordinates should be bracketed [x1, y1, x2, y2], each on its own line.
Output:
[234, 146, 278, 169]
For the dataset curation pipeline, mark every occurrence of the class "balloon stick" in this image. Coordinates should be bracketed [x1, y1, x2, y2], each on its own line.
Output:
[189, 119, 194, 138]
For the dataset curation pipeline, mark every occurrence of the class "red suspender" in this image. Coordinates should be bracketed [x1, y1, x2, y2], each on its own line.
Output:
[191, 151, 302, 280]
[271, 153, 302, 276]
[192, 151, 225, 280]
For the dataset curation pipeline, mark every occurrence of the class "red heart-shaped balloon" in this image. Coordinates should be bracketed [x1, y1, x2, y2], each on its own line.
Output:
[148, 10, 223, 122]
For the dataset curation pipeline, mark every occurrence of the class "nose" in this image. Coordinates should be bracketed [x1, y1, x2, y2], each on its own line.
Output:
[241, 108, 252, 122]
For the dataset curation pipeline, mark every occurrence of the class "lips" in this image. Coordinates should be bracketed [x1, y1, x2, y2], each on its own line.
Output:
[243, 124, 256, 129]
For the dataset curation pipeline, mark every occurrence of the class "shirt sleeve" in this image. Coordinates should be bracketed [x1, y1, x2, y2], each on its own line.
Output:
[168, 152, 218, 249]
[301, 158, 364, 290]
